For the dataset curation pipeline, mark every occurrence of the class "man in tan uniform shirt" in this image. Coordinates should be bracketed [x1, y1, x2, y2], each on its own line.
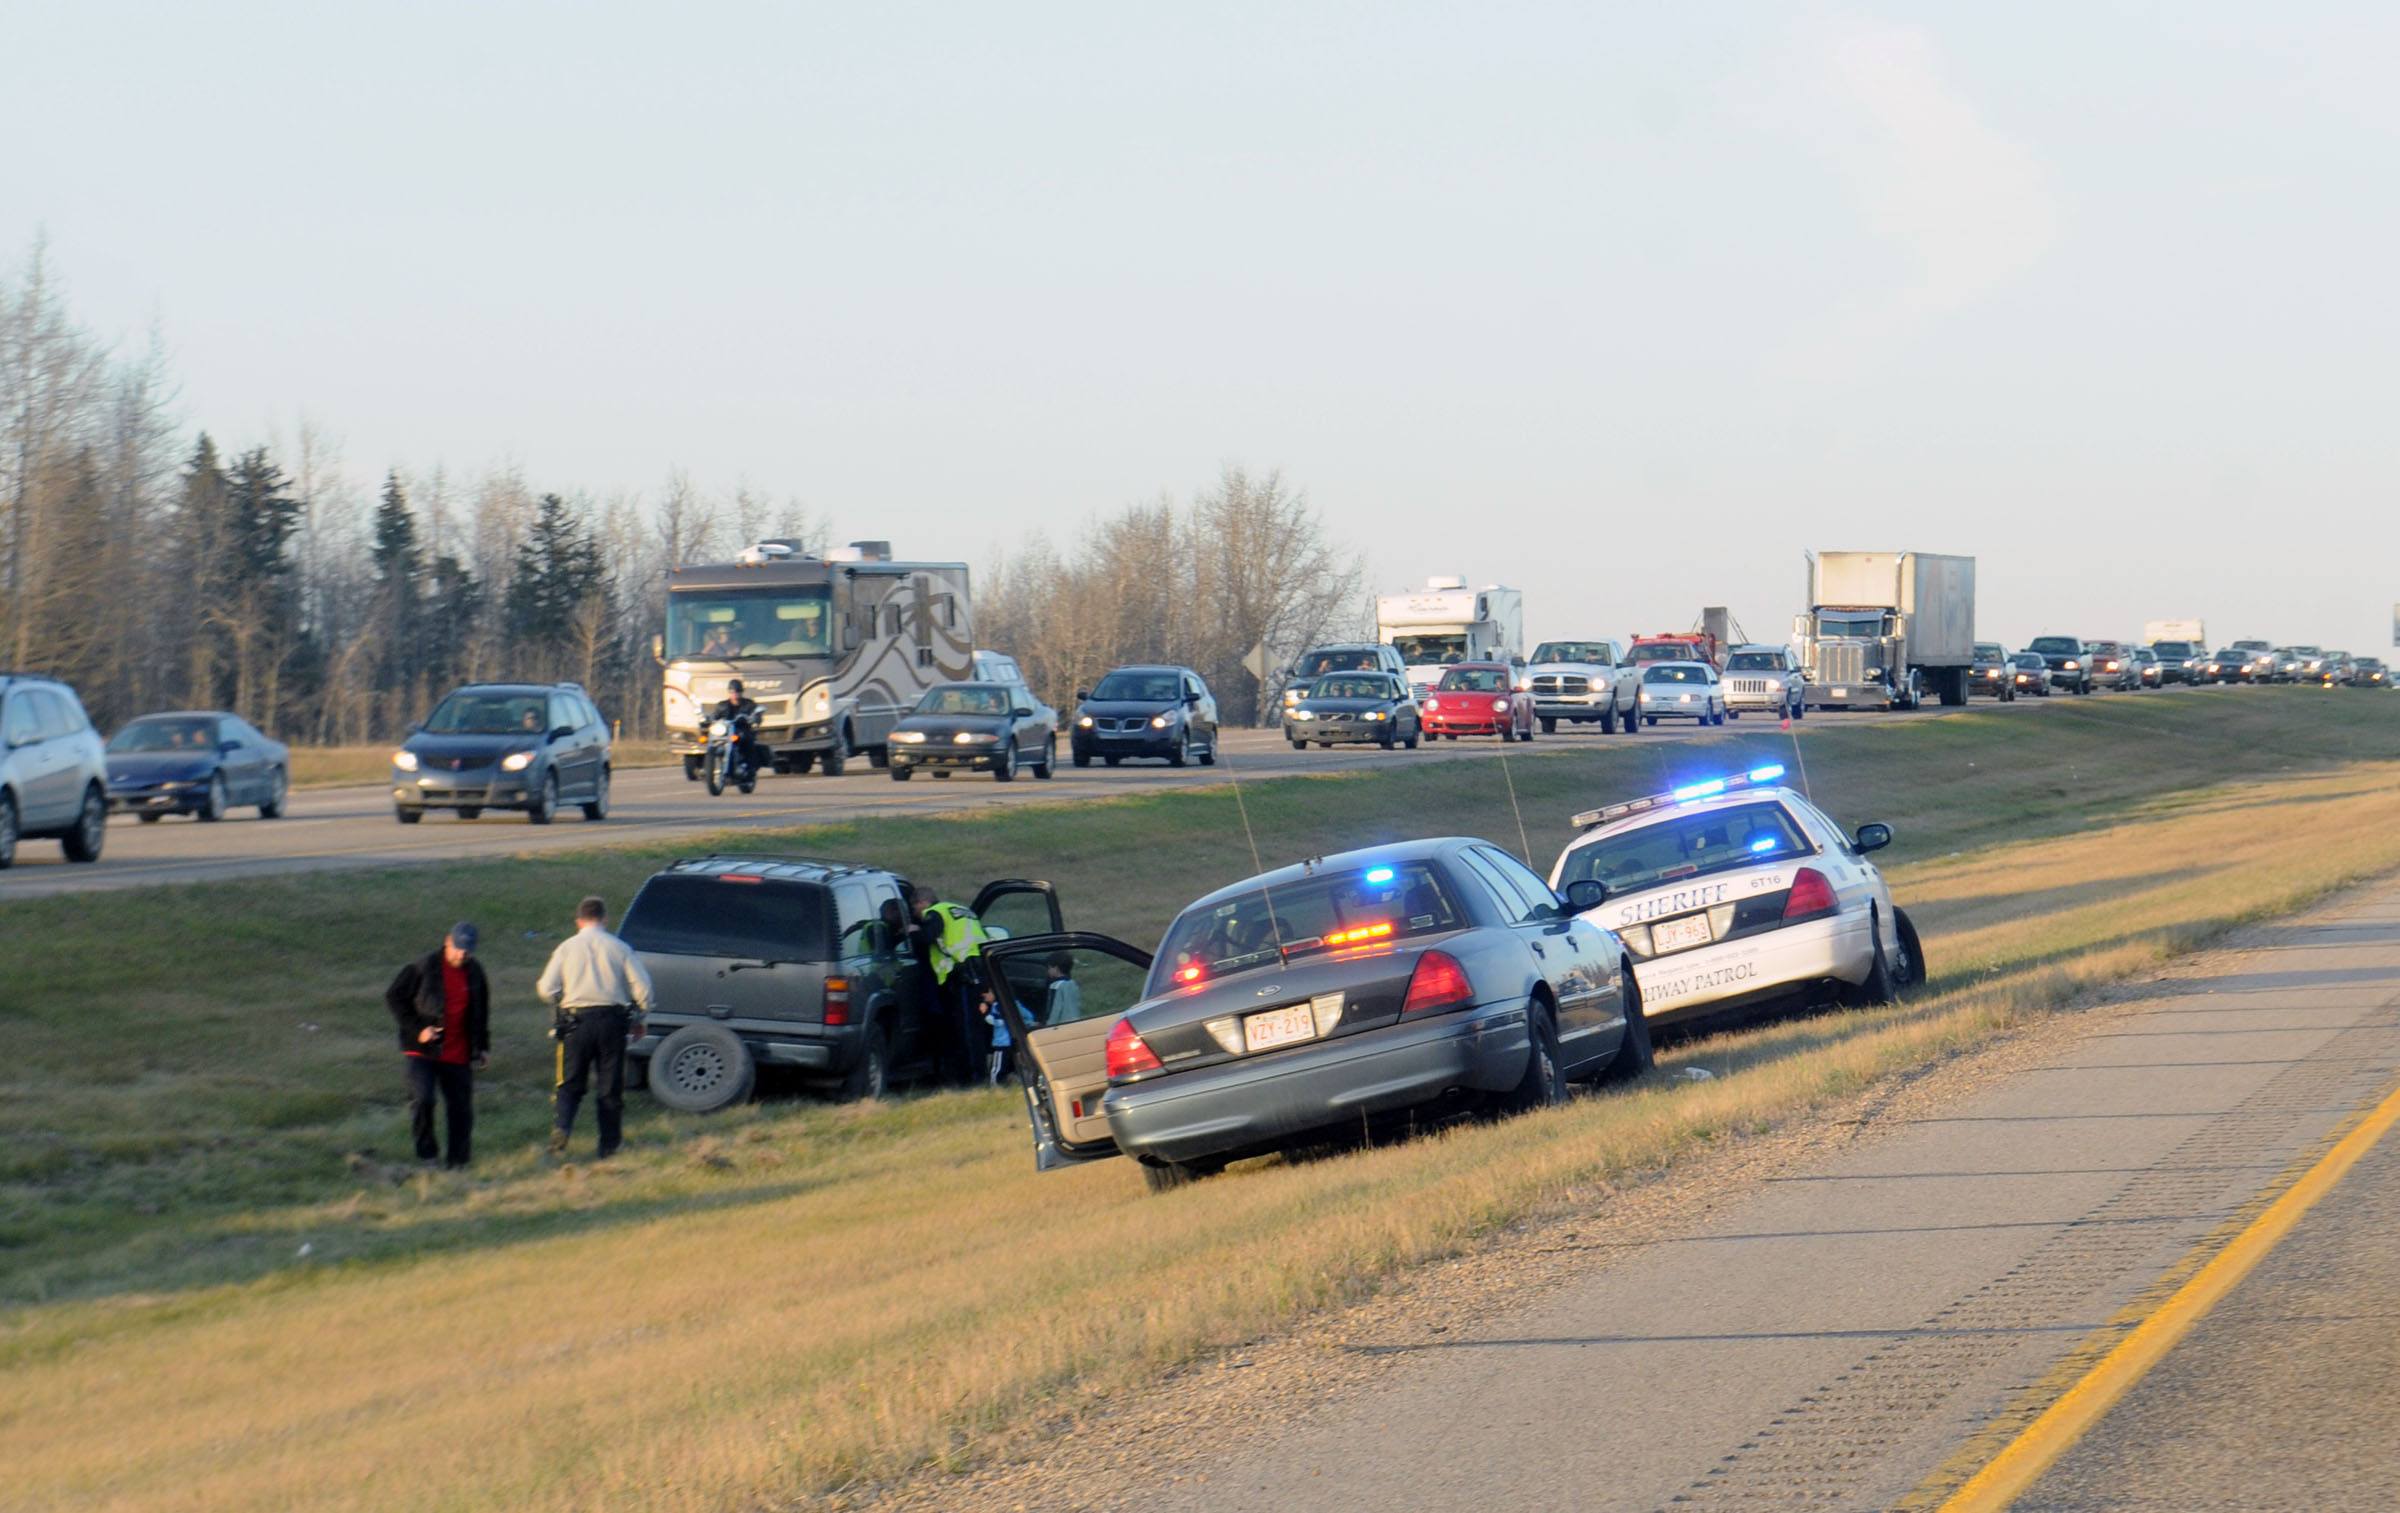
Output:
[537, 895, 657, 1159]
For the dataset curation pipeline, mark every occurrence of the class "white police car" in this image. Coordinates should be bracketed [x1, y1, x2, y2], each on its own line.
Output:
[1546, 764, 1921, 1027]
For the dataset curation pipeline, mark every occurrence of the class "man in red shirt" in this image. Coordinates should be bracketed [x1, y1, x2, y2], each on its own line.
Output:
[384, 923, 492, 1169]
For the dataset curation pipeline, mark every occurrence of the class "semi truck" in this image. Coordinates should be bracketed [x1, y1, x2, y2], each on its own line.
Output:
[2143, 618, 2207, 648]
[1376, 576, 1525, 691]
[655, 540, 973, 777]
[1794, 551, 1976, 710]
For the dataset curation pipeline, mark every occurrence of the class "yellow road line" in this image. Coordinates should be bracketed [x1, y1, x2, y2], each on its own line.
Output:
[1935, 1073, 2400, 1511]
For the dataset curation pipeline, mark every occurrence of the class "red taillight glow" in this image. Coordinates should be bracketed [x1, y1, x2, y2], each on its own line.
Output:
[1402, 950, 1475, 1015]
[823, 975, 851, 1026]
[720, 874, 764, 885]
[1782, 867, 1837, 923]
[1323, 920, 1395, 948]
[1105, 1018, 1163, 1079]
[1174, 962, 1206, 984]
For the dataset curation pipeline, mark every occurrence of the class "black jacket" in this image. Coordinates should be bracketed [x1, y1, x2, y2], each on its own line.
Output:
[385, 950, 492, 1056]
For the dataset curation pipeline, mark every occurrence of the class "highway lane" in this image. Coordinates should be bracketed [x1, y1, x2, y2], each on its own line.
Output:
[0, 701, 1993, 898]
[1093, 878, 2400, 1512]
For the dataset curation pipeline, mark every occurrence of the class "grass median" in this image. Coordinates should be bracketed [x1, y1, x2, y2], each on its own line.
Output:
[289, 740, 678, 789]
[2, 688, 2396, 1510]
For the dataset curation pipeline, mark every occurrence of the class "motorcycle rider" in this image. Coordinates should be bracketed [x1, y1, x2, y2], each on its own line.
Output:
[708, 679, 765, 782]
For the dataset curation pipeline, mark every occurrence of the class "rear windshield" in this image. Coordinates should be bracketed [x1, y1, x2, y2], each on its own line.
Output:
[1293, 648, 1382, 679]
[1153, 860, 1464, 992]
[1437, 667, 1508, 692]
[621, 875, 833, 962]
[1556, 802, 1813, 895]
[1725, 652, 1784, 670]
[1971, 644, 2004, 659]
[916, 685, 1009, 716]
[1310, 674, 1397, 700]
[1628, 642, 1704, 663]
[1091, 670, 1181, 702]
[2154, 642, 2195, 657]
[2027, 637, 2080, 654]
[1643, 665, 1709, 684]
[1532, 642, 1612, 664]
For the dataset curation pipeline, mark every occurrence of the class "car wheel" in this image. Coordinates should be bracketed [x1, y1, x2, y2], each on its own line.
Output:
[891, 763, 914, 781]
[583, 766, 611, 820]
[1498, 1001, 1565, 1115]
[1540, 716, 1556, 735]
[1140, 1158, 1221, 1194]
[1073, 747, 1092, 768]
[819, 728, 850, 776]
[1601, 705, 1619, 734]
[1894, 907, 1925, 989]
[1644, 716, 1657, 727]
[1846, 908, 1897, 1007]
[682, 755, 701, 782]
[259, 766, 288, 818]
[138, 811, 163, 824]
[63, 786, 106, 863]
[993, 739, 1018, 782]
[458, 806, 483, 820]
[1035, 735, 1056, 780]
[1404, 729, 1420, 750]
[1289, 739, 1306, 751]
[395, 805, 422, 825]
[647, 1024, 757, 1113]
[1378, 727, 1395, 750]
[1168, 736, 1189, 768]
[1198, 739, 1217, 767]
[838, 1026, 894, 1101]
[198, 773, 227, 823]
[1599, 967, 1654, 1085]
[527, 773, 557, 825]
[1104, 754, 1122, 767]
[1727, 709, 1740, 721]
[0, 792, 15, 869]
[867, 745, 889, 769]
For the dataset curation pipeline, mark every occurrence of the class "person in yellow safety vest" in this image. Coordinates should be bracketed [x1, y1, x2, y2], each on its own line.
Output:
[912, 885, 992, 1083]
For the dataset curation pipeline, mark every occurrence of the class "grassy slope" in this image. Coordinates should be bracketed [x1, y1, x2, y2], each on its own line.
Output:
[2, 689, 2397, 1509]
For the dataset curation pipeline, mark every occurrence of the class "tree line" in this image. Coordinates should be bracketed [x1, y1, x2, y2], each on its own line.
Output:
[2, 240, 1361, 743]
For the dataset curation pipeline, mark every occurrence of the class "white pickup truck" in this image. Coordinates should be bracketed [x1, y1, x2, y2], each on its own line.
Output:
[1524, 639, 1643, 735]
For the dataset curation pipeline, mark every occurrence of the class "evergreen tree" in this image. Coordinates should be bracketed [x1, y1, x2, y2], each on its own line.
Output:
[223, 445, 302, 589]
[506, 492, 608, 658]
[370, 469, 423, 691]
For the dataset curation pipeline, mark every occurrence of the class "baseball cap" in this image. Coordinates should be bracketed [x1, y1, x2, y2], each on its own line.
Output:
[448, 922, 480, 952]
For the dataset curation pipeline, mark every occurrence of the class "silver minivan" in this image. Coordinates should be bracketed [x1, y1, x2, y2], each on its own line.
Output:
[0, 674, 109, 868]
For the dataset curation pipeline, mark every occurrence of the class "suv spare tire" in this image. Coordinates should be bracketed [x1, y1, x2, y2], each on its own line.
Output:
[646, 1023, 756, 1113]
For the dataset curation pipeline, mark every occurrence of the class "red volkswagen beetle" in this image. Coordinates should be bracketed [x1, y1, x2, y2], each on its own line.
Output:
[1422, 662, 1537, 742]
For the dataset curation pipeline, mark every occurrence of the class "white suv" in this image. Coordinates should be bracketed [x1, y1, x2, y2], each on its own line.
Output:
[0, 674, 110, 868]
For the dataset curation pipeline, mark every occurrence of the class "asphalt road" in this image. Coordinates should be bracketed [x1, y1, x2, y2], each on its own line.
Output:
[0, 701, 1973, 898]
[1098, 879, 2400, 1512]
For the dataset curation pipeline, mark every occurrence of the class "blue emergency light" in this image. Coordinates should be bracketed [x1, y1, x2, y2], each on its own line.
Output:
[1364, 866, 1396, 885]
[1570, 762, 1798, 832]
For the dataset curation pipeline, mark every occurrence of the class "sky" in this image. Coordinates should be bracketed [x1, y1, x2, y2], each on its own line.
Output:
[5, 0, 2395, 654]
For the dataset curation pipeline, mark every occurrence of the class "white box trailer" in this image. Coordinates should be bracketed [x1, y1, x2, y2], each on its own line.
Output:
[2143, 618, 2207, 647]
[1797, 550, 1976, 709]
[1376, 576, 1525, 690]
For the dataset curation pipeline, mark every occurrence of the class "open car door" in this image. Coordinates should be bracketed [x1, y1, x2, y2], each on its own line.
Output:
[972, 878, 1064, 942]
[982, 931, 1154, 1171]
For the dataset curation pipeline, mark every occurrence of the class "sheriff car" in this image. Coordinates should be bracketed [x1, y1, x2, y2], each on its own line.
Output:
[1546, 764, 1922, 1027]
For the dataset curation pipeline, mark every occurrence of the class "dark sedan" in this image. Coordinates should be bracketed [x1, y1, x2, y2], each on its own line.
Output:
[2351, 657, 2390, 689]
[1282, 671, 1422, 749]
[985, 837, 1651, 1193]
[1071, 665, 1218, 768]
[106, 711, 289, 822]
[2008, 651, 2054, 697]
[1968, 643, 2016, 701]
[888, 680, 1057, 781]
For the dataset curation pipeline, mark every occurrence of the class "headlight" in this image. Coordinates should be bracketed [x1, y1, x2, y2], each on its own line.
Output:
[1283, 688, 1300, 705]
[1866, 667, 1884, 678]
[1291, 709, 1316, 720]
[2064, 660, 2081, 671]
[393, 750, 419, 772]
[954, 731, 997, 744]
[1767, 679, 1782, 691]
[501, 751, 535, 772]
[1149, 713, 1172, 729]
[1076, 715, 1094, 728]
[1364, 711, 1386, 721]
[1490, 699, 1508, 713]
[891, 730, 927, 744]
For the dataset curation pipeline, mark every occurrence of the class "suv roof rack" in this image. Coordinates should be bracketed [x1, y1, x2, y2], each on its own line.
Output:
[668, 854, 880, 880]
[1572, 764, 1789, 831]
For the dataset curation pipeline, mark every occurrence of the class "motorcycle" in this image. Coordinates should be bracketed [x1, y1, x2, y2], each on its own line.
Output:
[704, 712, 760, 796]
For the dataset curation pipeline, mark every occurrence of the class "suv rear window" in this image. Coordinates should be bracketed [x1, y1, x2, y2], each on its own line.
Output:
[621, 875, 834, 962]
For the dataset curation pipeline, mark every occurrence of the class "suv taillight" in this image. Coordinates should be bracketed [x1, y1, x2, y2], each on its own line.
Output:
[1402, 950, 1475, 1015]
[1105, 1018, 1163, 1079]
[823, 975, 851, 1026]
[1782, 867, 1837, 923]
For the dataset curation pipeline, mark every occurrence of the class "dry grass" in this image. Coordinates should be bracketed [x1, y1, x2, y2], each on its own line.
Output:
[7, 754, 2400, 1511]
[288, 741, 677, 789]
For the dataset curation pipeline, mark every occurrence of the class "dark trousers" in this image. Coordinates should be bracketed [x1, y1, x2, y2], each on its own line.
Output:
[406, 1058, 474, 1167]
[554, 1007, 628, 1156]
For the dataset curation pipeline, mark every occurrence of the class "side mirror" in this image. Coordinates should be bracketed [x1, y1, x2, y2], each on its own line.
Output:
[1074, 689, 1090, 702]
[650, 633, 666, 665]
[1184, 692, 1201, 706]
[1853, 822, 1892, 854]
[220, 740, 241, 755]
[549, 725, 576, 743]
[1012, 707, 1034, 719]
[1563, 878, 1608, 911]
[407, 721, 424, 734]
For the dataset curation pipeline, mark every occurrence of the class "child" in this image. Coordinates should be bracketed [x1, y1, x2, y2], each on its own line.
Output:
[982, 991, 1012, 1085]
[1044, 952, 1082, 1026]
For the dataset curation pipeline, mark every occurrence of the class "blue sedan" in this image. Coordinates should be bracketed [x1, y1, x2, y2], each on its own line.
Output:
[105, 711, 290, 822]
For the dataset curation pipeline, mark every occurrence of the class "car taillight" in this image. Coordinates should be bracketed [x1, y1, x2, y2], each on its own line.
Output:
[823, 975, 850, 1026]
[1105, 1018, 1163, 1078]
[1782, 867, 1837, 923]
[1402, 950, 1475, 1015]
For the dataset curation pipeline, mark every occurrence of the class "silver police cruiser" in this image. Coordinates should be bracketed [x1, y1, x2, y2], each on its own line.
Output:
[1547, 764, 1921, 1027]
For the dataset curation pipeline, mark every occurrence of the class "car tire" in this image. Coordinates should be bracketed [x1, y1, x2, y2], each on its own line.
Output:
[1073, 747, 1092, 768]
[198, 774, 227, 823]
[1644, 715, 1657, 728]
[891, 766, 913, 781]
[0, 792, 15, 869]
[1847, 908, 1898, 1007]
[1498, 1001, 1565, 1115]
[527, 773, 557, 825]
[1540, 716, 1556, 734]
[138, 811, 163, 823]
[458, 806, 483, 820]
[1404, 730, 1420, 749]
[1168, 737, 1188, 768]
[1035, 735, 1056, 779]
[838, 1025, 894, 1101]
[1601, 705, 1619, 734]
[1105, 754, 1122, 767]
[583, 766, 611, 820]
[1894, 907, 1925, 989]
[867, 745, 889, 769]
[1198, 740, 1217, 767]
[259, 767, 288, 818]
[1727, 709, 1740, 721]
[1289, 739, 1306, 751]
[647, 1024, 756, 1114]
[683, 755, 701, 782]
[62, 786, 106, 864]
[395, 805, 422, 825]
[1599, 968, 1654, 1085]
[1140, 1158, 1220, 1194]
[819, 728, 850, 777]
[1378, 727, 1395, 750]
[994, 739, 1019, 782]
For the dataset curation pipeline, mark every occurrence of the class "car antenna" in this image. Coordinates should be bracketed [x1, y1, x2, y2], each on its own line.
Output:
[1785, 720, 1814, 803]
[1214, 742, 1290, 961]
[1495, 742, 1536, 865]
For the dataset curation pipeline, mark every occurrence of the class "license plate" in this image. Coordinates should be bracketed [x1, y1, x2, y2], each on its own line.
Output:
[1653, 914, 1713, 951]
[1831, 687, 1848, 698]
[1243, 1004, 1316, 1052]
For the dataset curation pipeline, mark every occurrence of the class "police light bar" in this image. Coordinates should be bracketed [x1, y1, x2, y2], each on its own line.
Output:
[1571, 764, 1788, 831]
